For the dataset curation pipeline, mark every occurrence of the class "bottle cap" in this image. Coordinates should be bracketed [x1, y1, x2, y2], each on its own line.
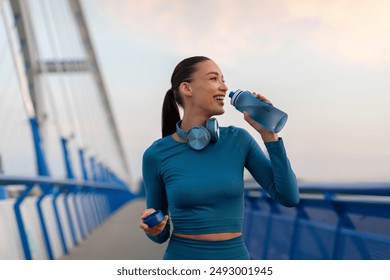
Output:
[144, 210, 164, 227]
[229, 89, 243, 105]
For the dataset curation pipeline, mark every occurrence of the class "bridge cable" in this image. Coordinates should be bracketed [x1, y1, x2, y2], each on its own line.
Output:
[59, 0, 122, 176]
[37, 0, 78, 142]
[58, 0, 107, 169]
[54, 0, 100, 158]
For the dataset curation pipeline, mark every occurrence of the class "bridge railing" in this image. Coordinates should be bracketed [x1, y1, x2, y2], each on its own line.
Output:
[243, 181, 390, 260]
[0, 175, 136, 260]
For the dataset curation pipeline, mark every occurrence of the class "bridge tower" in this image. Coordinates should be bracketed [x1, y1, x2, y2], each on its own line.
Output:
[7, 0, 130, 183]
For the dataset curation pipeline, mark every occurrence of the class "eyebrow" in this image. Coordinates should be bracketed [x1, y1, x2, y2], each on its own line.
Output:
[206, 71, 224, 78]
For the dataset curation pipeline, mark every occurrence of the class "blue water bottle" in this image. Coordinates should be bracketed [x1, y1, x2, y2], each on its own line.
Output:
[229, 89, 288, 133]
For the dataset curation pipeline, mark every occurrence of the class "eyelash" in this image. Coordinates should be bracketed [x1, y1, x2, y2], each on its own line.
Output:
[210, 76, 225, 83]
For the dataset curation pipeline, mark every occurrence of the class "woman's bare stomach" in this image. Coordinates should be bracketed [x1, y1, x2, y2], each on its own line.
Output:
[173, 232, 242, 241]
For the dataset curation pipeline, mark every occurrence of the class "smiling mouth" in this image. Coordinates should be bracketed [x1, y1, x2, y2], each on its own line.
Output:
[214, 95, 225, 101]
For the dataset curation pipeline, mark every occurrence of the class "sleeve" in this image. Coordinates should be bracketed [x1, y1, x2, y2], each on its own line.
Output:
[242, 130, 300, 207]
[142, 145, 171, 243]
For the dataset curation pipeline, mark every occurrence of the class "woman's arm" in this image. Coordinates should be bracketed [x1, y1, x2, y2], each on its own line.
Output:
[140, 146, 171, 243]
[242, 96, 300, 207]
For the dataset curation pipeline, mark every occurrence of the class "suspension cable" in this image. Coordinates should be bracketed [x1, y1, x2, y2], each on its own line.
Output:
[36, 0, 78, 140]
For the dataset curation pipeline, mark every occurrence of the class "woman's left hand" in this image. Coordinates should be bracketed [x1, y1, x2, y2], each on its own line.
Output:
[243, 92, 279, 142]
[139, 208, 169, 236]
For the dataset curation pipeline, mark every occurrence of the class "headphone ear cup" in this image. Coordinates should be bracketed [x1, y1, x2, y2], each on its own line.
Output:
[206, 118, 220, 143]
[175, 119, 219, 150]
[186, 126, 211, 150]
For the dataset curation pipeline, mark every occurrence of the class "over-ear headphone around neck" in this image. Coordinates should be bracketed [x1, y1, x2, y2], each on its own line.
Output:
[176, 118, 220, 150]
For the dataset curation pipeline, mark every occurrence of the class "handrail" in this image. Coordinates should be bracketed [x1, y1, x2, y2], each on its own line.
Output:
[0, 174, 128, 191]
[245, 181, 390, 196]
[0, 174, 136, 260]
[243, 181, 390, 260]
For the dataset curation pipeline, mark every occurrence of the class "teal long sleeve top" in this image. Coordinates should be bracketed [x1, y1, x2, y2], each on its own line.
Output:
[142, 126, 300, 243]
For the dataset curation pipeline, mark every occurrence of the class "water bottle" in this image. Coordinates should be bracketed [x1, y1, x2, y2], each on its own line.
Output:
[229, 89, 288, 133]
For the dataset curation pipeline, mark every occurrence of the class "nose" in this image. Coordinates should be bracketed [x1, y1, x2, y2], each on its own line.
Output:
[219, 80, 228, 92]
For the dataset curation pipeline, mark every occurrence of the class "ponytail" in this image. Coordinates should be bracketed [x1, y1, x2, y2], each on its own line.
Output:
[162, 89, 180, 137]
[161, 56, 211, 138]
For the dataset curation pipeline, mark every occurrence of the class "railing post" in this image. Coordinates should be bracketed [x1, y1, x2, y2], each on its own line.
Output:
[63, 189, 78, 245]
[289, 204, 308, 259]
[82, 192, 93, 234]
[243, 189, 257, 251]
[261, 199, 280, 259]
[36, 187, 54, 260]
[91, 191, 103, 226]
[13, 184, 34, 260]
[90, 157, 97, 181]
[78, 148, 89, 181]
[72, 187, 86, 240]
[29, 116, 57, 259]
[29, 117, 50, 176]
[331, 202, 371, 259]
[60, 137, 75, 179]
[60, 137, 78, 246]
[78, 149, 91, 235]
[52, 187, 68, 255]
[88, 192, 99, 229]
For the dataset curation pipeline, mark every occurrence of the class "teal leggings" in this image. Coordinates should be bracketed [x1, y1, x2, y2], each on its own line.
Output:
[163, 235, 250, 260]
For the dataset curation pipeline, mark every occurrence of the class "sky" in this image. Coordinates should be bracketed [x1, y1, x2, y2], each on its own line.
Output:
[77, 0, 390, 188]
[2, 0, 389, 190]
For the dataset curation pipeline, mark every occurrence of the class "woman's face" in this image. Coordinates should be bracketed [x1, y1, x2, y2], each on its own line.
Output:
[185, 60, 228, 117]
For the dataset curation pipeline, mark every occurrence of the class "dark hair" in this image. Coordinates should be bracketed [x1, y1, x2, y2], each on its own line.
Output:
[161, 56, 211, 137]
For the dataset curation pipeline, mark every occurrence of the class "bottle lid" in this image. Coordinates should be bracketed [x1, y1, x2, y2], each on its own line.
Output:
[229, 89, 243, 105]
[144, 210, 164, 227]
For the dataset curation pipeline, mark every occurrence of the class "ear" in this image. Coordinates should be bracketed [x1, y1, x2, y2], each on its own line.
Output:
[179, 82, 192, 97]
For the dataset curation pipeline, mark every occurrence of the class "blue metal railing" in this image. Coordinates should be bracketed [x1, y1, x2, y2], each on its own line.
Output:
[0, 174, 136, 260]
[243, 181, 390, 260]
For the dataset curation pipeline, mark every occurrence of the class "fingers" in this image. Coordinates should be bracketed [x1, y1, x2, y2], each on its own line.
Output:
[140, 208, 156, 220]
[243, 111, 270, 134]
[244, 111, 262, 129]
[252, 92, 272, 105]
[243, 111, 254, 124]
[139, 209, 169, 236]
[140, 215, 169, 236]
[139, 208, 156, 231]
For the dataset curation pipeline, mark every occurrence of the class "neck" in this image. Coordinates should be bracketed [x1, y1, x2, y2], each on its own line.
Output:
[180, 113, 210, 131]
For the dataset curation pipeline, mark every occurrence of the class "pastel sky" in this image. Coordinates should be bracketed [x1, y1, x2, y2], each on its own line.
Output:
[2, 0, 389, 190]
[78, 0, 390, 187]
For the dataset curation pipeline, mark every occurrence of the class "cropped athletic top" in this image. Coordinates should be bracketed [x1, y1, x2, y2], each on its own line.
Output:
[142, 126, 300, 244]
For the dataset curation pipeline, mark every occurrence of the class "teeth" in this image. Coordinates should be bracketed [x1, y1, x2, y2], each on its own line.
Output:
[215, 96, 225, 100]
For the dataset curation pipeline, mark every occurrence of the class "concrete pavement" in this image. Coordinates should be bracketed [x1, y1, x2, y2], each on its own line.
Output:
[59, 198, 167, 260]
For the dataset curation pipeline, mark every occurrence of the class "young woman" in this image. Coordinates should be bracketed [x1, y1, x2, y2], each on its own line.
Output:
[139, 56, 300, 260]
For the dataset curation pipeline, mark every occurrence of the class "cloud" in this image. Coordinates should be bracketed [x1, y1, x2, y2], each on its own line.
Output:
[285, 0, 390, 67]
[98, 0, 290, 64]
[101, 0, 390, 66]
[99, 0, 390, 66]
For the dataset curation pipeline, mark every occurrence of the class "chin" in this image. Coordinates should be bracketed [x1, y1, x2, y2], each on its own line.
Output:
[214, 109, 225, 116]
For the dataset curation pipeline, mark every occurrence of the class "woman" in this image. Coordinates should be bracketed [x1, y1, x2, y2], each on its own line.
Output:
[140, 56, 300, 260]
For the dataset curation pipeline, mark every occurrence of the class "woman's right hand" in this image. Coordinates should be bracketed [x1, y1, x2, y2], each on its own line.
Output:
[139, 208, 169, 236]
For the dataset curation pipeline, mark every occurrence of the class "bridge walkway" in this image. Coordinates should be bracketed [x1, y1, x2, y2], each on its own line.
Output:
[59, 198, 167, 260]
